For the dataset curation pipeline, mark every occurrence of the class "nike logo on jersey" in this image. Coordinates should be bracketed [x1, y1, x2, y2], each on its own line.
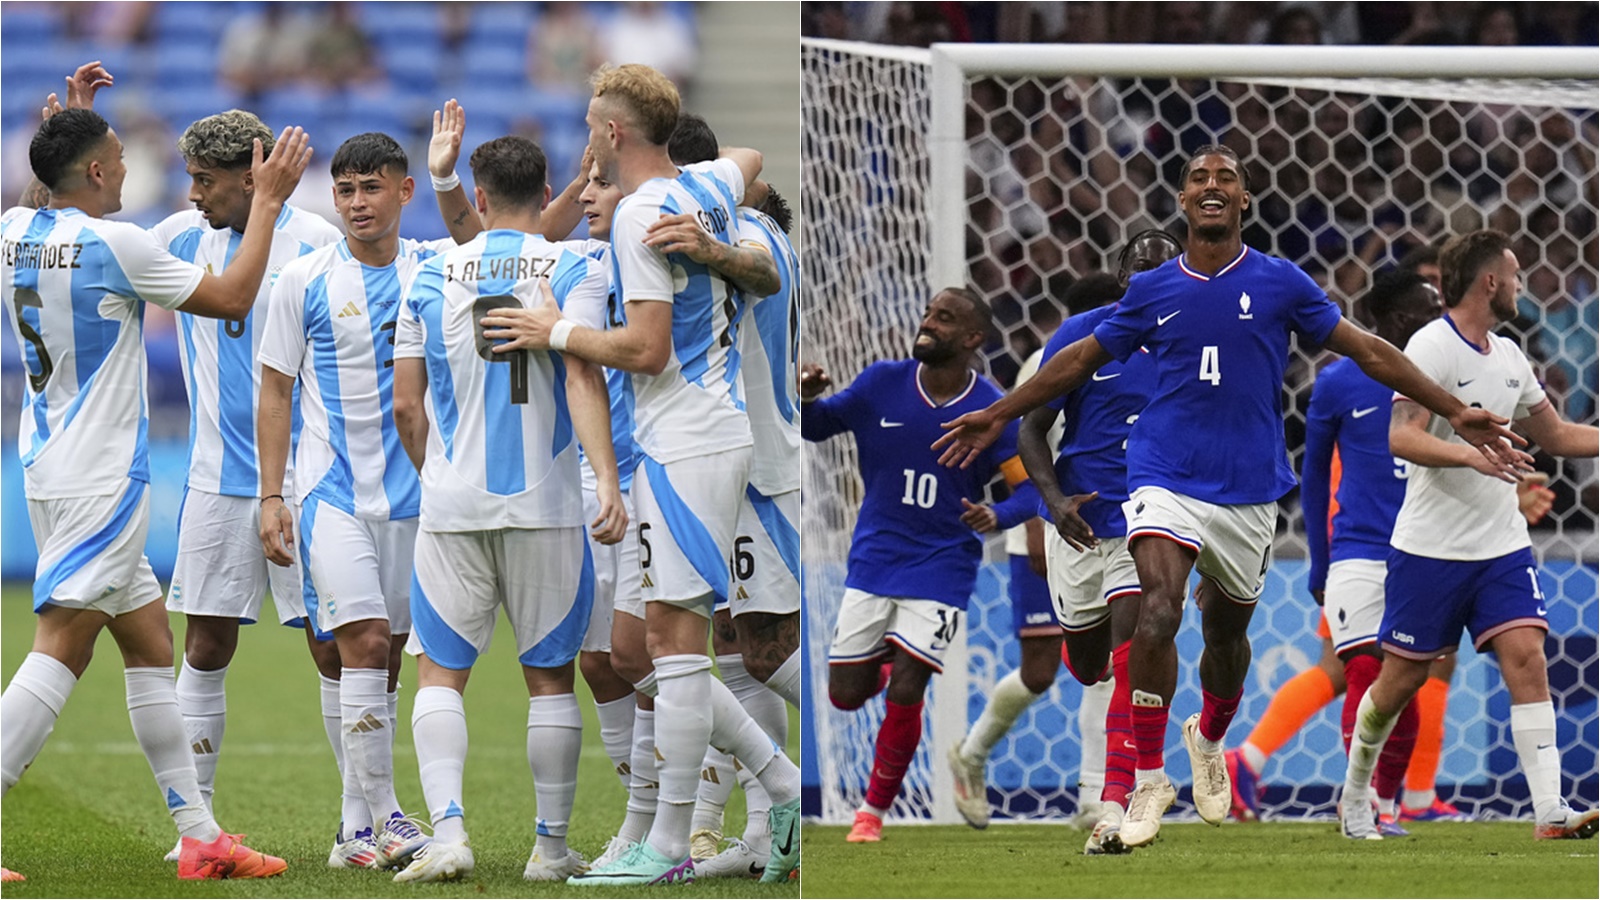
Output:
[1351, 406, 1379, 418]
[1156, 310, 1182, 326]
[1456, 378, 1474, 387]
[336, 301, 364, 318]
[1091, 371, 1122, 381]
[1536, 606, 1547, 616]
[880, 418, 904, 428]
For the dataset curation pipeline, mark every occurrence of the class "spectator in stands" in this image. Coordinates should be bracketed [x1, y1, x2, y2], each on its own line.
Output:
[1468, 2, 1522, 45]
[529, 3, 601, 94]
[601, 3, 698, 93]
[218, 4, 315, 102]
[1265, 5, 1325, 44]
[305, 3, 379, 90]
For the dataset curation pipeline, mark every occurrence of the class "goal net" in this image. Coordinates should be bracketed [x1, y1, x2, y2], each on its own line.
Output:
[801, 38, 1599, 825]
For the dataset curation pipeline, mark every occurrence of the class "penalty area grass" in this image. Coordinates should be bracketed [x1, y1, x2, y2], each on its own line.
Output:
[801, 820, 1598, 899]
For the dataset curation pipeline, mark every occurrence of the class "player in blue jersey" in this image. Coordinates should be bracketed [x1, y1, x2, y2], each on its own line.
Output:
[0, 92, 309, 880]
[804, 287, 1035, 844]
[936, 145, 1526, 848]
[1341, 230, 1600, 841]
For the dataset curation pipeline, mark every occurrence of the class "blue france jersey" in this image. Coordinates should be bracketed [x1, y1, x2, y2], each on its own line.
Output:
[259, 237, 449, 521]
[394, 230, 609, 533]
[1094, 248, 1343, 504]
[574, 239, 639, 492]
[152, 206, 340, 497]
[735, 208, 800, 494]
[1301, 358, 1407, 593]
[3, 206, 204, 498]
[611, 159, 750, 463]
[1039, 304, 1155, 537]
[802, 360, 1019, 609]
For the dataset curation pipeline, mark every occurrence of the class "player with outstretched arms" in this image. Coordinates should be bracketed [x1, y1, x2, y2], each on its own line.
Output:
[0, 98, 310, 882]
[1339, 229, 1600, 841]
[936, 144, 1524, 848]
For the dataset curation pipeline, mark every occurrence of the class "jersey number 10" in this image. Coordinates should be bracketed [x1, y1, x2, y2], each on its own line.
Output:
[901, 469, 937, 508]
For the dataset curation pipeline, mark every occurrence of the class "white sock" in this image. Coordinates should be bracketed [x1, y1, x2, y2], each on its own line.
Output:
[125, 667, 220, 840]
[692, 747, 738, 838]
[1135, 768, 1169, 787]
[412, 685, 468, 845]
[1343, 690, 1399, 802]
[1510, 701, 1563, 823]
[765, 650, 801, 708]
[959, 669, 1044, 763]
[739, 758, 773, 853]
[720, 654, 788, 744]
[594, 695, 636, 791]
[387, 688, 399, 732]
[175, 660, 228, 803]
[528, 694, 583, 858]
[1241, 742, 1268, 775]
[342, 667, 401, 826]
[1402, 787, 1436, 810]
[1, 652, 77, 796]
[321, 674, 368, 837]
[1078, 677, 1112, 797]
[708, 675, 799, 806]
[646, 655, 713, 861]
[619, 705, 658, 845]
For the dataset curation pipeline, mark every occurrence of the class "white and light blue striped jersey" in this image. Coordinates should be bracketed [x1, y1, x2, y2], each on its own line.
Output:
[573, 239, 640, 492]
[151, 205, 340, 497]
[611, 158, 751, 463]
[259, 237, 449, 521]
[2, 206, 203, 499]
[733, 208, 800, 494]
[394, 230, 609, 533]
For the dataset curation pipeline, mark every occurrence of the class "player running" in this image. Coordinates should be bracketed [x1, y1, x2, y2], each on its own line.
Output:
[0, 101, 308, 881]
[935, 144, 1523, 848]
[1339, 229, 1600, 841]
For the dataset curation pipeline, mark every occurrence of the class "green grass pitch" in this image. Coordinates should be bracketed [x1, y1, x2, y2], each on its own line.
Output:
[801, 820, 1598, 898]
[0, 584, 799, 898]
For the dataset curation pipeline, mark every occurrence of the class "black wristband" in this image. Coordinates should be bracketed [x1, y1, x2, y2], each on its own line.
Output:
[261, 494, 284, 504]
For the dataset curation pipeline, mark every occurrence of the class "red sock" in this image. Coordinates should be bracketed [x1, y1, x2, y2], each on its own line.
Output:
[1130, 696, 1169, 772]
[1375, 696, 1420, 804]
[1198, 687, 1242, 744]
[1102, 641, 1135, 809]
[863, 699, 923, 811]
[1341, 654, 1382, 752]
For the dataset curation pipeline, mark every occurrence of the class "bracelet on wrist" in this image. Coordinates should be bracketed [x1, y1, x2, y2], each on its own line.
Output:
[260, 494, 284, 504]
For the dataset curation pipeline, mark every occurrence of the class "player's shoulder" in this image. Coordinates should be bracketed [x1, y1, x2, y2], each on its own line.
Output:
[278, 239, 344, 283]
[276, 204, 342, 244]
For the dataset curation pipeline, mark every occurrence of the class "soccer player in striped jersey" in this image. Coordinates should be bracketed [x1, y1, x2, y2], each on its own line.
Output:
[937, 145, 1524, 848]
[256, 133, 445, 871]
[0, 99, 309, 881]
[479, 64, 802, 886]
[390, 135, 625, 884]
[1341, 230, 1599, 841]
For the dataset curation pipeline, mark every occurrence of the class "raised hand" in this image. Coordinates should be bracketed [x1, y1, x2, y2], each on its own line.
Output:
[252, 126, 313, 204]
[933, 407, 1004, 469]
[429, 98, 466, 179]
[799, 363, 831, 401]
[1449, 406, 1532, 483]
[64, 60, 113, 110]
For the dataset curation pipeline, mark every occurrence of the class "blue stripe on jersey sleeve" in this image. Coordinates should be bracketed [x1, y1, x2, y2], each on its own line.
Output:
[550, 248, 587, 308]
[166, 227, 204, 261]
[215, 228, 257, 495]
[361, 260, 421, 519]
[480, 231, 526, 495]
[63, 231, 126, 430]
[409, 263, 458, 462]
[15, 212, 56, 463]
[746, 483, 799, 581]
[549, 350, 573, 460]
[304, 275, 357, 511]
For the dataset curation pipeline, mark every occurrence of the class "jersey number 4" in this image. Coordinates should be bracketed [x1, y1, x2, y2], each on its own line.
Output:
[1198, 345, 1221, 386]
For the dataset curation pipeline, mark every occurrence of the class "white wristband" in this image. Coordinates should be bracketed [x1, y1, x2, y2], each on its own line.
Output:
[549, 318, 577, 352]
[430, 171, 460, 192]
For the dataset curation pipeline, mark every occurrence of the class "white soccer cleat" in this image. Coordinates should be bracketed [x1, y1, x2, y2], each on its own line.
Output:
[1083, 805, 1130, 856]
[689, 828, 722, 862]
[164, 837, 183, 863]
[1534, 805, 1599, 840]
[1182, 713, 1230, 825]
[524, 847, 589, 881]
[1070, 795, 1106, 831]
[947, 743, 991, 829]
[328, 827, 379, 869]
[591, 835, 636, 870]
[393, 841, 474, 883]
[1119, 779, 1177, 847]
[375, 813, 432, 870]
[694, 838, 766, 879]
[1338, 789, 1382, 841]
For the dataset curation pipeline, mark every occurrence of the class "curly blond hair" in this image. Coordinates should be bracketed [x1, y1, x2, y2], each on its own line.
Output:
[590, 64, 680, 146]
[177, 110, 274, 170]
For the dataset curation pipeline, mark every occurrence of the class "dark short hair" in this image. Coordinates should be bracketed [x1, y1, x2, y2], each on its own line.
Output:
[938, 285, 992, 337]
[1438, 229, 1513, 308]
[30, 109, 110, 190]
[1397, 241, 1441, 273]
[1117, 229, 1183, 273]
[1179, 143, 1250, 192]
[330, 132, 408, 180]
[667, 112, 718, 166]
[1364, 269, 1431, 321]
[469, 136, 547, 209]
[758, 186, 793, 233]
[1063, 271, 1124, 316]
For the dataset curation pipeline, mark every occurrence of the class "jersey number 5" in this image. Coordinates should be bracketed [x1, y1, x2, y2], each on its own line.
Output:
[473, 295, 530, 404]
[10, 287, 52, 392]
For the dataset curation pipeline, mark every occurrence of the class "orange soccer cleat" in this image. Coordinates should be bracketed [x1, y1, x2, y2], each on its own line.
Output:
[177, 832, 288, 880]
[845, 810, 883, 843]
[2, 867, 25, 882]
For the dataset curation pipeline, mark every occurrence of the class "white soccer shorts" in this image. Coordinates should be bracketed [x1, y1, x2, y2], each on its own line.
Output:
[1046, 531, 1140, 632]
[298, 498, 416, 635]
[581, 485, 641, 652]
[631, 447, 751, 616]
[828, 588, 963, 673]
[168, 489, 303, 626]
[1324, 558, 1388, 656]
[1123, 485, 1276, 602]
[407, 526, 592, 670]
[27, 480, 162, 617]
[728, 485, 800, 618]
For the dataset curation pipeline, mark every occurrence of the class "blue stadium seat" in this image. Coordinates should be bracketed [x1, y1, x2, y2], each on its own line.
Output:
[1, 6, 62, 45]
[359, 1, 440, 42]
[153, 84, 246, 131]
[383, 47, 444, 96]
[462, 45, 526, 85]
[148, 42, 216, 91]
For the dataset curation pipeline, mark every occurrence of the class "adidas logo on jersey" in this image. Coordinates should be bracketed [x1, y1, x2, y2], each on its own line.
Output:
[336, 301, 364, 319]
[1238, 291, 1254, 319]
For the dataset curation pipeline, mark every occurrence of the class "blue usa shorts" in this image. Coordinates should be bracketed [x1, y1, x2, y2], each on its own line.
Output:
[1009, 553, 1057, 637]
[1380, 547, 1548, 660]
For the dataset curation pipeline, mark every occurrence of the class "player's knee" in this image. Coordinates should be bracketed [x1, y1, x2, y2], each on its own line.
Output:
[1133, 600, 1182, 642]
[578, 650, 612, 686]
[741, 649, 779, 684]
[1059, 651, 1099, 688]
[829, 684, 868, 711]
[608, 643, 653, 686]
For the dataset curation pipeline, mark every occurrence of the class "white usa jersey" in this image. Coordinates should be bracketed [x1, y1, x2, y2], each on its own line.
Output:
[394, 230, 609, 533]
[611, 158, 751, 463]
[734, 208, 799, 494]
[2, 206, 203, 499]
[152, 205, 341, 497]
[1389, 315, 1548, 561]
[259, 237, 449, 521]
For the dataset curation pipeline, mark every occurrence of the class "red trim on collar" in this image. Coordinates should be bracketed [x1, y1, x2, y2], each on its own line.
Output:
[1178, 246, 1249, 282]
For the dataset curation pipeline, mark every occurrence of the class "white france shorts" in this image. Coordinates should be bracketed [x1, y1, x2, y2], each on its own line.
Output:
[1046, 531, 1140, 632]
[828, 588, 963, 674]
[168, 489, 304, 627]
[1324, 557, 1387, 657]
[27, 479, 161, 617]
[1123, 485, 1276, 602]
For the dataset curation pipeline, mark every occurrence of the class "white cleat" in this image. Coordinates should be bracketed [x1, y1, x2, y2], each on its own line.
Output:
[328, 828, 380, 869]
[1120, 779, 1177, 848]
[947, 743, 991, 829]
[1083, 805, 1130, 855]
[375, 813, 432, 870]
[689, 828, 722, 862]
[591, 835, 636, 870]
[164, 837, 183, 863]
[1339, 790, 1382, 841]
[524, 847, 589, 881]
[394, 840, 474, 883]
[694, 838, 766, 879]
[1182, 713, 1230, 825]
[1070, 795, 1106, 830]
